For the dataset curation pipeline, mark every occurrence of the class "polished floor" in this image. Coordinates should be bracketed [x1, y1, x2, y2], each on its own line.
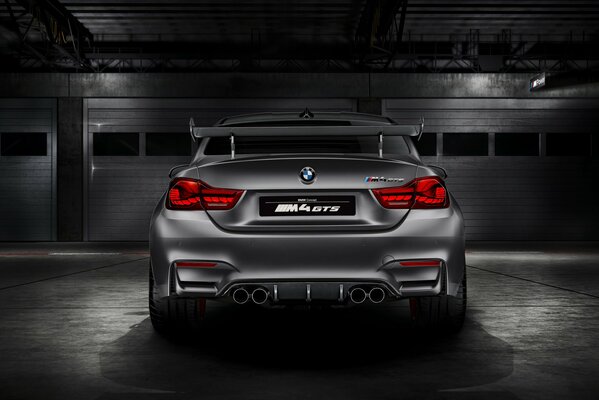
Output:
[0, 242, 598, 400]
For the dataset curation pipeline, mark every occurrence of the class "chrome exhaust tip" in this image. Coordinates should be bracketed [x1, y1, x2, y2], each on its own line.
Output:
[251, 288, 269, 305]
[369, 287, 385, 304]
[232, 288, 250, 304]
[349, 287, 367, 304]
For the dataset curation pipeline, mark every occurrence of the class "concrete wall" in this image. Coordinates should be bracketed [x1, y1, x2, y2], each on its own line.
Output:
[2, 73, 599, 99]
[1, 73, 598, 241]
[57, 98, 83, 241]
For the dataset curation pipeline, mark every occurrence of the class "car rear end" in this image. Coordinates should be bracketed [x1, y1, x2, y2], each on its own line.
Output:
[149, 112, 466, 332]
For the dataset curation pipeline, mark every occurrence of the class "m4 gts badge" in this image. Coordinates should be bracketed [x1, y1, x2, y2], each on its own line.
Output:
[275, 204, 340, 213]
[364, 176, 405, 183]
[260, 196, 355, 217]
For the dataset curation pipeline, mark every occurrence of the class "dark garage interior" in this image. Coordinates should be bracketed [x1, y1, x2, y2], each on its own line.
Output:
[1, 1, 599, 399]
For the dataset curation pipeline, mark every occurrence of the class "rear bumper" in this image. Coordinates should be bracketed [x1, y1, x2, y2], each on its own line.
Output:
[174, 267, 444, 299]
[149, 197, 465, 300]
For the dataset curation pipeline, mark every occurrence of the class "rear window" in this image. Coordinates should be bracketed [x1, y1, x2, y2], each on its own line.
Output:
[146, 132, 191, 156]
[495, 133, 539, 156]
[204, 135, 411, 155]
[546, 133, 591, 156]
[1, 132, 47, 156]
[93, 133, 139, 156]
[443, 133, 488, 156]
[415, 133, 437, 156]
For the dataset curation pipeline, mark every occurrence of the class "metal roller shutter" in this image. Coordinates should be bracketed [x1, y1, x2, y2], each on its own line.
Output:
[383, 98, 599, 241]
[0, 99, 56, 241]
[85, 98, 356, 241]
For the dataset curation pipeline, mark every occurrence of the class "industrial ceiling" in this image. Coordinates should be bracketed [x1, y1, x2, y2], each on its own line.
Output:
[1, 0, 598, 72]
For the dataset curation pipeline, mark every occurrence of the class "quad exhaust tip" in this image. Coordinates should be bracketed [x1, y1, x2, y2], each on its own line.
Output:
[233, 287, 270, 305]
[369, 287, 385, 303]
[234, 285, 384, 305]
[251, 288, 269, 304]
[349, 287, 386, 304]
[349, 287, 367, 304]
[232, 288, 250, 304]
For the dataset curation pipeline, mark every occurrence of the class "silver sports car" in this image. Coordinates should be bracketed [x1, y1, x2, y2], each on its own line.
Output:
[149, 110, 466, 332]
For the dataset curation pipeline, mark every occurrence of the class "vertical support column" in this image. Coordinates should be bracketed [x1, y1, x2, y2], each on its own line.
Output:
[488, 132, 495, 156]
[539, 132, 547, 156]
[357, 98, 382, 115]
[57, 98, 83, 241]
[436, 133, 443, 156]
[140, 132, 146, 156]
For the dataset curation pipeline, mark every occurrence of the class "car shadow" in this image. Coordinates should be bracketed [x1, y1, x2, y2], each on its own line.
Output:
[98, 303, 517, 400]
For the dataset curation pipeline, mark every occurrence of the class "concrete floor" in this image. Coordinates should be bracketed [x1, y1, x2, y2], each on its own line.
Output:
[0, 242, 598, 400]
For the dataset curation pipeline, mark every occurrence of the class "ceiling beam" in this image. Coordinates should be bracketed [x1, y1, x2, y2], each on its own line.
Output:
[384, 0, 407, 69]
[14, 0, 93, 45]
[9, 0, 94, 69]
[355, 0, 408, 68]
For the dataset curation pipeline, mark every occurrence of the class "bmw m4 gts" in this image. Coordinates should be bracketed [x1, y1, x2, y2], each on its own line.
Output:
[149, 110, 466, 332]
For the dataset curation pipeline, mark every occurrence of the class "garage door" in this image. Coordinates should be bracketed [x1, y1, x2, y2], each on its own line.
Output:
[0, 99, 56, 241]
[85, 98, 356, 241]
[383, 98, 599, 240]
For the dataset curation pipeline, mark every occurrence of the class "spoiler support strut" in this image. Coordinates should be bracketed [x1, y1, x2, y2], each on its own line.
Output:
[189, 117, 425, 157]
[230, 133, 235, 159]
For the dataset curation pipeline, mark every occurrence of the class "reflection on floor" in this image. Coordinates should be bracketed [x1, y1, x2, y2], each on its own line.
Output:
[0, 242, 598, 400]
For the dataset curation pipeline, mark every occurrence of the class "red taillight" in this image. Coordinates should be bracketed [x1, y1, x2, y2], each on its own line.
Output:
[175, 261, 217, 268]
[399, 260, 442, 267]
[168, 179, 201, 209]
[167, 178, 244, 210]
[372, 176, 449, 209]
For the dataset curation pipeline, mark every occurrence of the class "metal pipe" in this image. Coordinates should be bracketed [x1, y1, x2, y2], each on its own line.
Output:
[232, 288, 249, 304]
[251, 287, 269, 304]
[369, 287, 385, 303]
[349, 287, 367, 304]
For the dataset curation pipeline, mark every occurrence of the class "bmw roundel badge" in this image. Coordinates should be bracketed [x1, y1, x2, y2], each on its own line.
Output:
[299, 166, 316, 184]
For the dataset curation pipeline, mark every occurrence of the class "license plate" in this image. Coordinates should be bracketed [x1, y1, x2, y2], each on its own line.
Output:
[260, 196, 355, 217]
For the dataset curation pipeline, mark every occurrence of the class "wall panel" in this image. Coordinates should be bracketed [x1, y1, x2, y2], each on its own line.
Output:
[85, 98, 356, 241]
[384, 98, 599, 240]
[0, 99, 56, 241]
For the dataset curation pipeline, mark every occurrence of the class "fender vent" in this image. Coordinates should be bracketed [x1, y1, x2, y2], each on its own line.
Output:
[440, 264, 447, 295]
[169, 264, 177, 295]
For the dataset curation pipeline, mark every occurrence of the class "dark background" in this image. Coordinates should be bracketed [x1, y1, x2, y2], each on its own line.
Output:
[1, 0, 599, 242]
[1, 3, 599, 400]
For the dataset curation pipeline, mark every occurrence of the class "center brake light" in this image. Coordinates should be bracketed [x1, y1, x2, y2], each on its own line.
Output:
[167, 178, 244, 210]
[372, 176, 449, 209]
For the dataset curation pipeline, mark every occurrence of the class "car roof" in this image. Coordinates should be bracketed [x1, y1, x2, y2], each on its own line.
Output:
[216, 111, 396, 127]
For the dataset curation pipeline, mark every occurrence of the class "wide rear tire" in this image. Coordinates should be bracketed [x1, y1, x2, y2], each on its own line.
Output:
[410, 271, 467, 333]
[149, 263, 205, 333]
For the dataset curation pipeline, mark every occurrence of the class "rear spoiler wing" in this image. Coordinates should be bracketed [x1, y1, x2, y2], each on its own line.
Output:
[189, 117, 424, 159]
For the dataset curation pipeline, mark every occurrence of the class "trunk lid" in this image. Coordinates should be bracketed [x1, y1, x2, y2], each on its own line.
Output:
[196, 155, 419, 232]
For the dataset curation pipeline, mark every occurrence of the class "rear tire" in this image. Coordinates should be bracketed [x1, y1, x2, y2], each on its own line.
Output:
[149, 263, 205, 333]
[410, 270, 467, 333]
